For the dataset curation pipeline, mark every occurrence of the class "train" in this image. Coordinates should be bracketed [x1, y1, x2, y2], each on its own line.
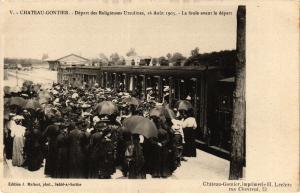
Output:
[57, 63, 235, 159]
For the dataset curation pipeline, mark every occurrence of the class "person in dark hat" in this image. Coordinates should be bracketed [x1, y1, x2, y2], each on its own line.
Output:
[120, 130, 132, 177]
[25, 118, 43, 171]
[126, 134, 146, 179]
[22, 109, 33, 131]
[150, 116, 172, 178]
[53, 122, 69, 178]
[98, 119, 118, 179]
[22, 109, 38, 168]
[107, 113, 122, 167]
[43, 123, 60, 176]
[87, 122, 106, 178]
[67, 121, 89, 178]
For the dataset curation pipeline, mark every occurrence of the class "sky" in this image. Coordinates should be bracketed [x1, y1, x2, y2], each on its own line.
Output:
[3, 3, 237, 59]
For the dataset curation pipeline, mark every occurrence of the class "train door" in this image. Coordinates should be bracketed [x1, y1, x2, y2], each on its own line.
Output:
[210, 78, 234, 151]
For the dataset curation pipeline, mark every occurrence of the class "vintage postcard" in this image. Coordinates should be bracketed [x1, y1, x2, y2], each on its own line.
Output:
[0, 0, 298, 193]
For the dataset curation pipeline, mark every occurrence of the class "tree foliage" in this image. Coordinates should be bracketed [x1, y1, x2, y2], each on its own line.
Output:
[166, 53, 172, 60]
[152, 58, 158, 66]
[4, 57, 42, 66]
[109, 53, 120, 66]
[169, 52, 186, 66]
[99, 53, 109, 66]
[184, 50, 236, 68]
[190, 47, 199, 57]
[126, 48, 137, 57]
[158, 56, 169, 66]
[109, 53, 125, 66]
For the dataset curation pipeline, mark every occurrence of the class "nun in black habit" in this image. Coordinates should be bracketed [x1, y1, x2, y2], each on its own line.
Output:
[87, 122, 106, 178]
[67, 121, 89, 178]
[43, 123, 60, 176]
[53, 122, 70, 178]
[26, 120, 43, 171]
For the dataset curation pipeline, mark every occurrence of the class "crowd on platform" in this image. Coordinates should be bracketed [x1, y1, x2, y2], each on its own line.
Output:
[3, 80, 197, 179]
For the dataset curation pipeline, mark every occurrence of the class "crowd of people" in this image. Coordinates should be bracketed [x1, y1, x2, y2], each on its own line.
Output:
[3, 80, 197, 179]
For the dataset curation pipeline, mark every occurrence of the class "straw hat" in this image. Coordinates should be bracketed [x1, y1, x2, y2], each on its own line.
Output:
[13, 115, 24, 120]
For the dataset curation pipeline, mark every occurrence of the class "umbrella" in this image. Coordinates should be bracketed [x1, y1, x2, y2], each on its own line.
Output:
[10, 97, 26, 107]
[176, 100, 193, 111]
[122, 97, 140, 107]
[25, 99, 41, 109]
[95, 101, 118, 115]
[123, 116, 158, 138]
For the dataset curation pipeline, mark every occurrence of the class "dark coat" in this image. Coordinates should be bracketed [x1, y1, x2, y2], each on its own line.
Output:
[4, 121, 13, 159]
[127, 141, 146, 179]
[142, 138, 155, 174]
[53, 131, 69, 178]
[68, 128, 89, 178]
[98, 125, 118, 179]
[87, 131, 104, 178]
[26, 128, 43, 171]
[151, 128, 172, 178]
[44, 125, 60, 176]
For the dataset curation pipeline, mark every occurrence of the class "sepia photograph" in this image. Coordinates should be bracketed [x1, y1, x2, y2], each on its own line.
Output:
[2, 4, 246, 181]
[1, 1, 300, 193]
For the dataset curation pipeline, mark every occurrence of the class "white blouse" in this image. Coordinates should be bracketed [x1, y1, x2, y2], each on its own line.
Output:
[10, 121, 26, 138]
[183, 117, 197, 129]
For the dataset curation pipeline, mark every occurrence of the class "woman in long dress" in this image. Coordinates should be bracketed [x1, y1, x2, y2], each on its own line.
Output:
[10, 116, 26, 167]
[150, 116, 172, 178]
[98, 122, 117, 179]
[53, 125, 69, 178]
[87, 123, 105, 178]
[43, 124, 60, 176]
[126, 134, 146, 179]
[4, 118, 13, 160]
[25, 119, 43, 171]
[182, 109, 197, 157]
[68, 122, 89, 178]
[26, 127, 43, 171]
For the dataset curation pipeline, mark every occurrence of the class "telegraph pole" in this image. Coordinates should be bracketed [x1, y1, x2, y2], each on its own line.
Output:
[229, 5, 246, 180]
